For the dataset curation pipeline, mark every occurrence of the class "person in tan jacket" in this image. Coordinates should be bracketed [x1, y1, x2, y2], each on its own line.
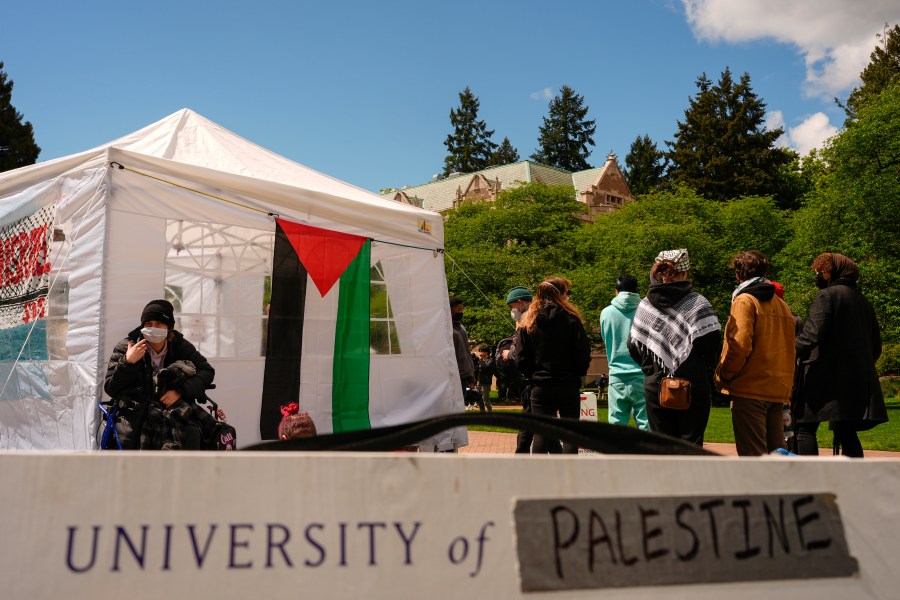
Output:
[715, 251, 796, 455]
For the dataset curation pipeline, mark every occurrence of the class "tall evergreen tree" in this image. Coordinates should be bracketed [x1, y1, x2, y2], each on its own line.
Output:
[842, 24, 900, 123]
[488, 137, 520, 166]
[442, 87, 497, 176]
[531, 85, 596, 171]
[665, 68, 791, 202]
[623, 134, 665, 195]
[0, 62, 40, 172]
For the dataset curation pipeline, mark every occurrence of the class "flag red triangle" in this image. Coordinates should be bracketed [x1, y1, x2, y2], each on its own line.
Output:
[276, 219, 368, 297]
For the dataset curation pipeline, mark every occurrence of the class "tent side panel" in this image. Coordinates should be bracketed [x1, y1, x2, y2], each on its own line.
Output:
[369, 243, 466, 447]
[0, 168, 107, 450]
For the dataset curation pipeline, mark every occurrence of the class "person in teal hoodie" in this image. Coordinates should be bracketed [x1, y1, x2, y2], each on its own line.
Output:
[600, 274, 650, 430]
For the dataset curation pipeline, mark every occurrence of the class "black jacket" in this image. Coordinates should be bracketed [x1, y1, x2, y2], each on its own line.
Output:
[105, 326, 215, 404]
[476, 357, 495, 386]
[795, 279, 885, 428]
[513, 303, 591, 388]
[627, 281, 721, 400]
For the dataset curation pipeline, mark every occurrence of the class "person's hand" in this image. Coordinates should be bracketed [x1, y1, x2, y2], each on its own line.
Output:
[125, 340, 148, 364]
[502, 349, 510, 360]
[160, 389, 182, 407]
[215, 408, 227, 422]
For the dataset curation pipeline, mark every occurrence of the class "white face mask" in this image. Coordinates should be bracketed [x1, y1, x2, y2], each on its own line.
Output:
[141, 326, 168, 344]
[511, 308, 523, 322]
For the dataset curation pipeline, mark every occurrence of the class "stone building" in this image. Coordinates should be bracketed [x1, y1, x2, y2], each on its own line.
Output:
[385, 154, 634, 220]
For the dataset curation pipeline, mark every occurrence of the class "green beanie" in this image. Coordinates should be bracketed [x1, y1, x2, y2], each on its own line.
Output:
[505, 286, 533, 305]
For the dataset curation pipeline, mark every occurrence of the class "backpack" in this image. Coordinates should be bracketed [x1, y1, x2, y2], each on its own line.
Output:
[193, 394, 237, 451]
[494, 333, 521, 385]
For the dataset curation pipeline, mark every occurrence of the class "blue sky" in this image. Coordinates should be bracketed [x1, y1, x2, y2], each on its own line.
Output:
[3, 0, 898, 193]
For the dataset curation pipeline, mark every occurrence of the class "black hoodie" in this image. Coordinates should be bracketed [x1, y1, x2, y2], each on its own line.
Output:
[513, 303, 591, 387]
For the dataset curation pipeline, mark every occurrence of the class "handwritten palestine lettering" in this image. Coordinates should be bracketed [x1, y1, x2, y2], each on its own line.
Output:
[514, 493, 857, 591]
[65, 521, 495, 577]
[550, 495, 829, 578]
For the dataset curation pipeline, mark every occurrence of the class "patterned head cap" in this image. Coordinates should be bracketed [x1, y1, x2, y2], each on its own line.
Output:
[655, 249, 690, 272]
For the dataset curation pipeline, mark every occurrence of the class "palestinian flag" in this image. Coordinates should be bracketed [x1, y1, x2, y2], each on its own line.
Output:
[259, 218, 371, 439]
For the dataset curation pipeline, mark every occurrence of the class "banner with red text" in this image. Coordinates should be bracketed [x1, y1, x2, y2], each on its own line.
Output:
[0, 204, 56, 360]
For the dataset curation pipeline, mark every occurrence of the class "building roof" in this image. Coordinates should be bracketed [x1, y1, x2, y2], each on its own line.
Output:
[382, 157, 632, 213]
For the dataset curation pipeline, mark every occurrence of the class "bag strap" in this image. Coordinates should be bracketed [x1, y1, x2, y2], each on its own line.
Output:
[243, 412, 716, 456]
[98, 401, 123, 450]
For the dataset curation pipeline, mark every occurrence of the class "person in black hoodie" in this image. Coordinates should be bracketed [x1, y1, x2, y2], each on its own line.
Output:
[794, 253, 886, 457]
[513, 277, 591, 454]
[627, 250, 722, 447]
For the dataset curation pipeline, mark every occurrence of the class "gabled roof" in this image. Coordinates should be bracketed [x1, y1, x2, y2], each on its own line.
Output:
[2, 109, 409, 208]
[389, 160, 577, 212]
[384, 157, 633, 213]
[105, 110, 400, 207]
[0, 109, 439, 245]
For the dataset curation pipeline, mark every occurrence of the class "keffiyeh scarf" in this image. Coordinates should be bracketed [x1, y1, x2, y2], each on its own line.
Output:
[630, 292, 720, 375]
[731, 276, 768, 301]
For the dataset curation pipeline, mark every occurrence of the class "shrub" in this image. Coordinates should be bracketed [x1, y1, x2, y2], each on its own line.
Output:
[876, 344, 900, 377]
[880, 376, 900, 399]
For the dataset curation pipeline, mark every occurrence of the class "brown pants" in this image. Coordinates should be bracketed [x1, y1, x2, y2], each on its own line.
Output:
[731, 397, 786, 456]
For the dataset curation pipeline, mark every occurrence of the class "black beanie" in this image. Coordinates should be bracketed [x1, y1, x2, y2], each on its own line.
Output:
[140, 299, 175, 329]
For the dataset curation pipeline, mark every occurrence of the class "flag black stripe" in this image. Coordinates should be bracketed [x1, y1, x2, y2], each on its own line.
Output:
[259, 221, 308, 439]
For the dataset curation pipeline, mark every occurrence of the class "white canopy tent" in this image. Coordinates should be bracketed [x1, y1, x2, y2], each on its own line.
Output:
[0, 109, 465, 449]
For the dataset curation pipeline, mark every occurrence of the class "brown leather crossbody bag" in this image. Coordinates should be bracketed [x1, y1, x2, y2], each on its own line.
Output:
[659, 376, 692, 410]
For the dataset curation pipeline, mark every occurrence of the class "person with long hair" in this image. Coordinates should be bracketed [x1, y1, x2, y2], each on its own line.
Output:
[513, 277, 591, 453]
[627, 250, 721, 447]
[793, 253, 886, 457]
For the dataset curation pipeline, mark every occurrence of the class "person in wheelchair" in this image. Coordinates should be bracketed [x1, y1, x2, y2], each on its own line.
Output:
[103, 299, 218, 449]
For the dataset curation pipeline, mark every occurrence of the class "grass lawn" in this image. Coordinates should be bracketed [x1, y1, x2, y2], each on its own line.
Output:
[468, 397, 900, 452]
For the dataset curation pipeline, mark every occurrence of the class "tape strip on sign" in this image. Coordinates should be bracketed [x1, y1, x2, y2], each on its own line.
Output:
[513, 493, 858, 592]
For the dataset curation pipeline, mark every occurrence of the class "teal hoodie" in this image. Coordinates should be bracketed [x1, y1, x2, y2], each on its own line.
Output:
[600, 291, 643, 379]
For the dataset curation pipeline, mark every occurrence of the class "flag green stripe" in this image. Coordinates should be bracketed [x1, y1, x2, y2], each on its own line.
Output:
[332, 241, 371, 432]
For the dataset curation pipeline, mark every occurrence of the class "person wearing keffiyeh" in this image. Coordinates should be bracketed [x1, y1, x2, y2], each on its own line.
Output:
[627, 250, 722, 447]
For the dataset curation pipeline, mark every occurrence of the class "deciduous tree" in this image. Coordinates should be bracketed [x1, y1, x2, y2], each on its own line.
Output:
[781, 81, 900, 342]
[841, 24, 900, 123]
[444, 183, 585, 343]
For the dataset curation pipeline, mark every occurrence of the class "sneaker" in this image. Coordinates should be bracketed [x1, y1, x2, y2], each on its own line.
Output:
[771, 448, 797, 456]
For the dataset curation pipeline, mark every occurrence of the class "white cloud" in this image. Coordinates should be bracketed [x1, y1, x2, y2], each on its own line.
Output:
[681, 0, 900, 96]
[766, 109, 786, 132]
[784, 112, 840, 155]
[529, 87, 554, 101]
[768, 109, 838, 155]
[768, 109, 839, 155]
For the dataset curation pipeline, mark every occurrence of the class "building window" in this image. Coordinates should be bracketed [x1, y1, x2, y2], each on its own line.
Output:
[370, 260, 401, 355]
[606, 194, 623, 205]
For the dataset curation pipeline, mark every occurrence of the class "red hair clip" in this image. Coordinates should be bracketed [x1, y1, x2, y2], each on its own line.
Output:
[280, 403, 300, 418]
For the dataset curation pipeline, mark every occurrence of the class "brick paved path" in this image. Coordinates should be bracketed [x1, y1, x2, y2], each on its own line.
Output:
[459, 430, 900, 458]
